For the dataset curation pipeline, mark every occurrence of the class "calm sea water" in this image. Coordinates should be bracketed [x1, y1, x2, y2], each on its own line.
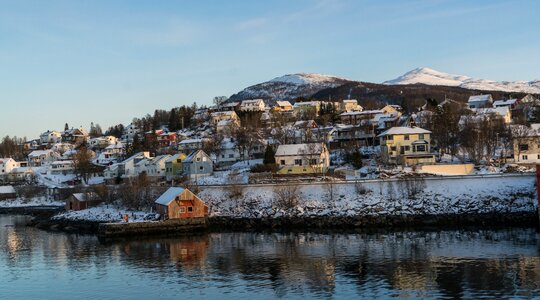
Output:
[0, 214, 539, 299]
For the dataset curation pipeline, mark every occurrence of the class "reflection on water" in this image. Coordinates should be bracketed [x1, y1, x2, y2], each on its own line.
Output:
[0, 214, 539, 299]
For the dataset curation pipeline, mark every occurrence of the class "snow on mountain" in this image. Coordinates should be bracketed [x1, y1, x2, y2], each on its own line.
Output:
[385, 67, 540, 94]
[228, 73, 351, 102]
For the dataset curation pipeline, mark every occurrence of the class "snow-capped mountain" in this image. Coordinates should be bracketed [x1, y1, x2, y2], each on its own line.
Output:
[228, 73, 351, 102]
[385, 67, 540, 94]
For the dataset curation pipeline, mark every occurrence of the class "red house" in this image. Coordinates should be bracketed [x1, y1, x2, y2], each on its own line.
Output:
[65, 192, 103, 211]
[154, 187, 208, 220]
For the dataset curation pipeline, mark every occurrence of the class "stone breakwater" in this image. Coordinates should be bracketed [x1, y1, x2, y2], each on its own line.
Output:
[97, 218, 208, 238]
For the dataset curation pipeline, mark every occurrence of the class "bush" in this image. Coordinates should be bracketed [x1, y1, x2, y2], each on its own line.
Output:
[250, 163, 278, 173]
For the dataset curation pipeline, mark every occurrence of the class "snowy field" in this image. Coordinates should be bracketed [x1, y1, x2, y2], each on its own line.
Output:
[53, 206, 159, 223]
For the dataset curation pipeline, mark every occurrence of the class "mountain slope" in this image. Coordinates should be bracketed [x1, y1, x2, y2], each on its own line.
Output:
[385, 67, 540, 94]
[228, 73, 352, 102]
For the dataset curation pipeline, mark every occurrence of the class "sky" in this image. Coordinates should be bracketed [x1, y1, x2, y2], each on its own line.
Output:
[1, 0, 540, 139]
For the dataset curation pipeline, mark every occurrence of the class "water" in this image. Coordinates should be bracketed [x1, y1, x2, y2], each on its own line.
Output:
[1, 214, 539, 299]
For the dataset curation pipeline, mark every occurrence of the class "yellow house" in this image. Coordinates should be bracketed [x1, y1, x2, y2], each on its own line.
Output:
[273, 100, 294, 112]
[378, 126, 435, 165]
[165, 153, 188, 181]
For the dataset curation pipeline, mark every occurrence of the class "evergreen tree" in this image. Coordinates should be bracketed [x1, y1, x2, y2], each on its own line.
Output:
[64, 123, 69, 131]
[263, 145, 276, 165]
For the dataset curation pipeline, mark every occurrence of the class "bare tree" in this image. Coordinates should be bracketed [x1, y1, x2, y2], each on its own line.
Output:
[273, 185, 300, 210]
[73, 147, 94, 184]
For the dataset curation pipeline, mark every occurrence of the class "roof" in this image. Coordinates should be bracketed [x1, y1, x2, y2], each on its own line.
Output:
[340, 109, 383, 116]
[183, 150, 211, 163]
[71, 192, 101, 202]
[28, 150, 53, 157]
[276, 100, 292, 107]
[472, 107, 510, 116]
[342, 99, 358, 104]
[468, 94, 492, 103]
[493, 99, 517, 107]
[275, 143, 326, 156]
[179, 138, 202, 144]
[241, 99, 264, 105]
[0, 186, 16, 194]
[378, 126, 431, 137]
[155, 187, 186, 205]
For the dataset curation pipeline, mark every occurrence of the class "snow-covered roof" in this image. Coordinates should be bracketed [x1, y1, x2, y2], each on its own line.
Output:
[472, 107, 510, 116]
[342, 99, 357, 104]
[0, 158, 14, 164]
[378, 126, 431, 137]
[217, 119, 234, 126]
[28, 150, 53, 157]
[155, 187, 185, 205]
[294, 101, 319, 107]
[183, 150, 211, 163]
[165, 153, 184, 163]
[221, 102, 239, 107]
[493, 99, 517, 107]
[340, 109, 383, 116]
[468, 94, 492, 103]
[106, 142, 125, 149]
[275, 143, 326, 156]
[71, 192, 100, 202]
[0, 186, 16, 194]
[211, 111, 236, 117]
[241, 99, 264, 105]
[179, 138, 202, 144]
[276, 100, 292, 107]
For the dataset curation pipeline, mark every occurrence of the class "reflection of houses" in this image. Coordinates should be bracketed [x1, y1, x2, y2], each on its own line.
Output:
[378, 126, 435, 165]
[154, 187, 208, 220]
[65, 192, 103, 211]
[168, 237, 209, 268]
[275, 143, 330, 174]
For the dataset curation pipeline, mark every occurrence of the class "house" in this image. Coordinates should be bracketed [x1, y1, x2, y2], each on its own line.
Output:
[28, 150, 59, 167]
[512, 126, 540, 164]
[0, 158, 18, 175]
[274, 100, 294, 112]
[62, 127, 89, 144]
[218, 101, 240, 112]
[95, 142, 125, 165]
[103, 152, 152, 179]
[178, 138, 205, 152]
[157, 132, 177, 147]
[340, 99, 362, 112]
[471, 107, 512, 124]
[146, 155, 171, 177]
[122, 123, 140, 142]
[468, 94, 493, 109]
[210, 111, 240, 126]
[0, 185, 17, 200]
[65, 192, 103, 211]
[493, 98, 519, 109]
[47, 160, 75, 175]
[240, 99, 265, 112]
[378, 126, 435, 165]
[182, 150, 213, 180]
[89, 136, 117, 150]
[340, 109, 384, 125]
[293, 101, 321, 116]
[216, 119, 240, 134]
[154, 187, 208, 220]
[165, 153, 187, 181]
[4, 167, 34, 183]
[39, 130, 62, 145]
[274, 143, 330, 174]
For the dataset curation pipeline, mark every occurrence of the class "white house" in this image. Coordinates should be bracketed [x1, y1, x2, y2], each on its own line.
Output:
[146, 155, 171, 177]
[0, 158, 18, 175]
[89, 136, 117, 149]
[493, 98, 518, 109]
[28, 150, 59, 167]
[178, 138, 205, 152]
[240, 99, 265, 112]
[340, 99, 363, 112]
[468, 94, 493, 109]
[104, 152, 152, 179]
[122, 123, 140, 142]
[274, 143, 330, 173]
[39, 130, 62, 145]
[471, 107, 512, 124]
[47, 160, 75, 176]
[210, 111, 240, 125]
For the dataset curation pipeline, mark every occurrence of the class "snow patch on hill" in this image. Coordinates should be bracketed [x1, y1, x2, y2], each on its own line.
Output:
[385, 67, 540, 94]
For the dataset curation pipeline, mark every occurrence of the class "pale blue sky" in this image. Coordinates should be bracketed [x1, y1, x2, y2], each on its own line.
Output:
[1, 0, 539, 138]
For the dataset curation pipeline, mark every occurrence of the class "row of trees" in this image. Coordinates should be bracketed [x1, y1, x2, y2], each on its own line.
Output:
[0, 136, 27, 160]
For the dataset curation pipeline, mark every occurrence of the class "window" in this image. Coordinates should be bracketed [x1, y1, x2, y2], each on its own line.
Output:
[537, 154, 540, 159]
[177, 159, 181, 163]
[419, 134, 425, 140]
[404, 146, 410, 151]
[196, 157, 201, 161]
[280, 160, 285, 165]
[404, 135, 410, 140]
[179, 207, 186, 213]
[199, 166, 203, 170]
[523, 155, 528, 160]
[416, 145, 426, 152]
[387, 135, 393, 141]
[309, 159, 318, 165]
[294, 159, 302, 166]
[229, 154, 234, 158]
[390, 146, 396, 151]
[187, 207, 193, 212]
[519, 144, 529, 151]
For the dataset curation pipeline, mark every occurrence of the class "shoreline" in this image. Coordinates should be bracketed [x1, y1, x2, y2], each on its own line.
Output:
[18, 208, 539, 237]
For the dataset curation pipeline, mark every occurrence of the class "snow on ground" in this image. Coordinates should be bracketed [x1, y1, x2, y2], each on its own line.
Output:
[88, 176, 105, 185]
[230, 159, 263, 170]
[199, 174, 537, 219]
[0, 196, 64, 208]
[53, 205, 159, 223]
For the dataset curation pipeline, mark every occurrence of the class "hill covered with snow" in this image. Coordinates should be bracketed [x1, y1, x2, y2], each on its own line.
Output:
[228, 73, 351, 102]
[385, 67, 540, 94]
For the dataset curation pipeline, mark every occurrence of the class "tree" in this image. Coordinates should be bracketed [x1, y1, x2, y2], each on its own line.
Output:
[263, 145, 275, 165]
[64, 123, 69, 131]
[89, 122, 103, 137]
[213, 96, 228, 106]
[73, 147, 93, 184]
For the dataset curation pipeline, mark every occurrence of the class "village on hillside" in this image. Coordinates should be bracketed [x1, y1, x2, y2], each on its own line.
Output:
[1, 93, 540, 221]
